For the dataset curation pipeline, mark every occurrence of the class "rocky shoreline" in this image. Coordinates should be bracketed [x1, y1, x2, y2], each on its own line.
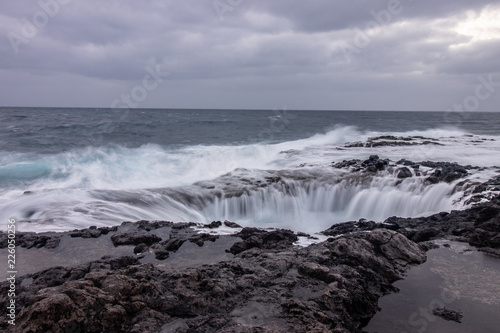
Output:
[0, 225, 428, 332]
[1, 161, 499, 332]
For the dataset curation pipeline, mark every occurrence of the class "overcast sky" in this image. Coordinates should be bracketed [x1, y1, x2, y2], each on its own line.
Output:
[1, 0, 499, 111]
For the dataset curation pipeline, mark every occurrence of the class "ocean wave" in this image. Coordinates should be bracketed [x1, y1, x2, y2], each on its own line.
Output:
[1, 126, 499, 232]
[1, 126, 497, 191]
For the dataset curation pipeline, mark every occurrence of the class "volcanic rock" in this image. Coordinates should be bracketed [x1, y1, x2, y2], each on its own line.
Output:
[0, 228, 425, 333]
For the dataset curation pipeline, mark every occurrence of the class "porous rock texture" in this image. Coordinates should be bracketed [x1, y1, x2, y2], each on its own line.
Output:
[0, 228, 425, 333]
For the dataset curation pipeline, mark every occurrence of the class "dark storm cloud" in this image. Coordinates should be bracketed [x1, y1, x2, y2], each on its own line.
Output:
[0, 0, 499, 110]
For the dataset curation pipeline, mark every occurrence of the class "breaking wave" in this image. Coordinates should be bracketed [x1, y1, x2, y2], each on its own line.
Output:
[1, 126, 499, 233]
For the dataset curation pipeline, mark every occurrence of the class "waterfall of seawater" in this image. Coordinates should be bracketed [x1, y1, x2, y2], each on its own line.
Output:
[197, 174, 461, 232]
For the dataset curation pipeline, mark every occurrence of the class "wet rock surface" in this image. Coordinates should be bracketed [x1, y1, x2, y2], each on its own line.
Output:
[332, 156, 472, 183]
[1, 179, 499, 332]
[0, 225, 426, 332]
[332, 155, 390, 173]
[417, 161, 470, 183]
[397, 167, 413, 179]
[344, 135, 442, 148]
[323, 195, 500, 256]
[432, 307, 463, 323]
[111, 231, 162, 246]
[464, 173, 500, 204]
[0, 232, 61, 249]
[229, 227, 298, 254]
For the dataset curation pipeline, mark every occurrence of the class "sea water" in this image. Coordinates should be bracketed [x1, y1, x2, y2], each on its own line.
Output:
[1, 108, 499, 233]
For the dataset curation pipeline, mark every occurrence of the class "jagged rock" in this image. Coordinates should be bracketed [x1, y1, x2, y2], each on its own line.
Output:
[412, 228, 442, 242]
[0, 233, 61, 249]
[345, 136, 442, 148]
[70, 226, 117, 239]
[171, 222, 197, 230]
[207, 221, 222, 229]
[397, 158, 415, 166]
[420, 161, 469, 182]
[1, 193, 499, 332]
[333, 156, 389, 172]
[469, 207, 500, 249]
[189, 233, 219, 247]
[0, 228, 425, 333]
[322, 195, 500, 254]
[110, 232, 162, 247]
[333, 157, 470, 183]
[224, 221, 243, 228]
[230, 228, 298, 254]
[473, 175, 500, 194]
[321, 219, 399, 237]
[397, 167, 413, 178]
[154, 250, 170, 260]
[133, 243, 149, 254]
[432, 307, 463, 323]
[160, 238, 186, 252]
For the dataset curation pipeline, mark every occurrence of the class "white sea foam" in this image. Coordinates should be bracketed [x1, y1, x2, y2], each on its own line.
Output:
[1, 126, 499, 232]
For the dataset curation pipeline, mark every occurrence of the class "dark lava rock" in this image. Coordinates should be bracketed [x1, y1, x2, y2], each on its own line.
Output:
[154, 249, 170, 260]
[265, 176, 282, 183]
[332, 156, 469, 180]
[110, 232, 162, 246]
[332, 159, 360, 168]
[432, 307, 463, 323]
[333, 156, 389, 172]
[0, 229, 425, 333]
[187, 233, 219, 247]
[321, 194, 500, 255]
[469, 205, 500, 250]
[70, 229, 102, 238]
[420, 161, 469, 183]
[397, 167, 413, 179]
[207, 221, 222, 229]
[230, 228, 298, 254]
[0, 232, 61, 249]
[171, 222, 198, 230]
[426, 176, 440, 184]
[473, 175, 500, 194]
[98, 226, 118, 235]
[2, 192, 499, 332]
[135, 220, 173, 231]
[322, 219, 399, 237]
[397, 158, 416, 166]
[468, 176, 500, 205]
[160, 238, 186, 252]
[392, 160, 470, 183]
[375, 160, 388, 170]
[223, 221, 243, 228]
[69, 226, 118, 239]
[345, 136, 442, 148]
[382, 195, 500, 254]
[133, 243, 149, 254]
[71, 226, 119, 238]
[152, 232, 219, 260]
[412, 227, 442, 243]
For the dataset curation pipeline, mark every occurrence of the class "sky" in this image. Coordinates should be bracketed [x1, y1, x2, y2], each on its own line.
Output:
[1, 0, 499, 111]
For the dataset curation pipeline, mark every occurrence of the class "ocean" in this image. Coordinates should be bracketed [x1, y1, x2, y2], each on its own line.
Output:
[1, 107, 500, 233]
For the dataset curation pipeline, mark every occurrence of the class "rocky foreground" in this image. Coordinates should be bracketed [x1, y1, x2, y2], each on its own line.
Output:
[0, 178, 499, 332]
[0, 226, 427, 332]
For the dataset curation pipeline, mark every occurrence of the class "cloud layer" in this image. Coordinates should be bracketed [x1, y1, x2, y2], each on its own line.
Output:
[1, 0, 499, 110]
